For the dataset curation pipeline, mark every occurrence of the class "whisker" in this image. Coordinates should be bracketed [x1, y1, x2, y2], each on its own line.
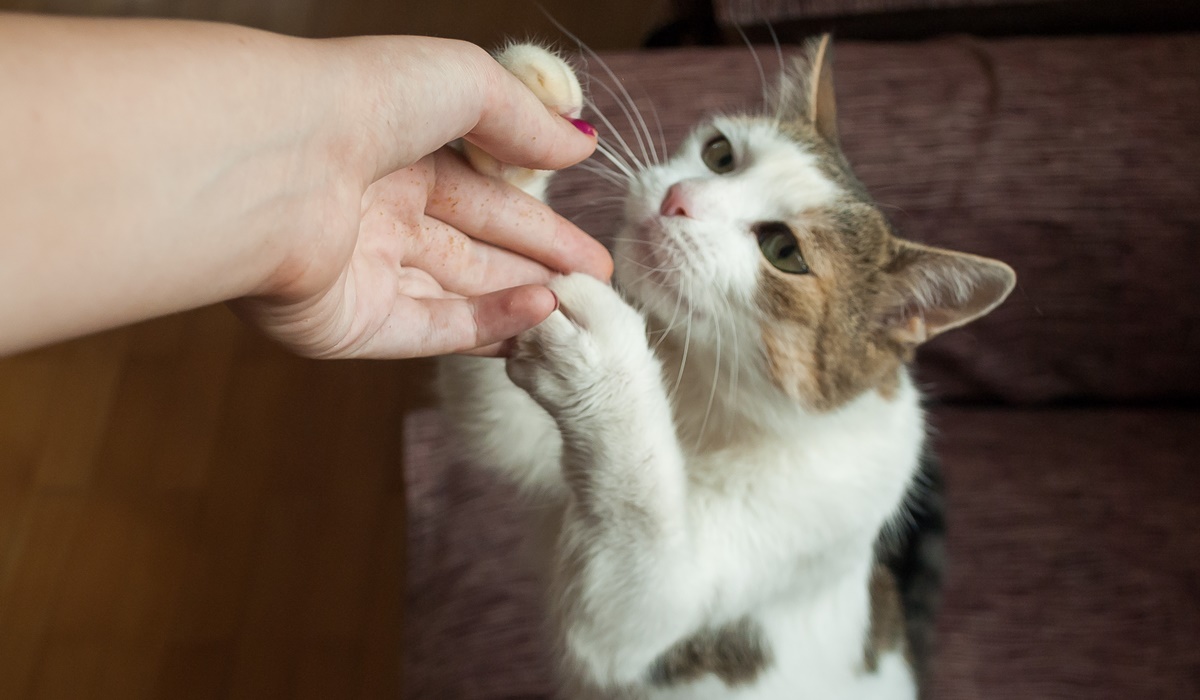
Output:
[764, 18, 786, 126]
[651, 279, 686, 351]
[584, 80, 650, 172]
[621, 259, 686, 291]
[734, 23, 769, 108]
[644, 98, 669, 165]
[608, 236, 677, 252]
[594, 133, 638, 175]
[697, 302, 721, 450]
[720, 300, 739, 441]
[586, 97, 642, 174]
[671, 278, 694, 403]
[615, 254, 685, 274]
[541, 13, 657, 172]
[766, 18, 785, 87]
[620, 90, 659, 168]
[570, 198, 625, 211]
[593, 141, 637, 181]
[577, 164, 627, 188]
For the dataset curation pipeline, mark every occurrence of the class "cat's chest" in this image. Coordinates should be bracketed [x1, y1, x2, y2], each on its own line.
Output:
[685, 441, 910, 537]
[678, 441, 915, 608]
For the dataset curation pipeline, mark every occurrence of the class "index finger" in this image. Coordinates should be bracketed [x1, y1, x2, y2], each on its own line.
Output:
[425, 148, 613, 281]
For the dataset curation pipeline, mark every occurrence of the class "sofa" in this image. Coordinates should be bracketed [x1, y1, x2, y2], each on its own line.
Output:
[401, 12, 1200, 698]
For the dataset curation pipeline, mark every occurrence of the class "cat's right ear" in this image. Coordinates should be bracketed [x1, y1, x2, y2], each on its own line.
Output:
[777, 34, 839, 145]
[805, 34, 839, 146]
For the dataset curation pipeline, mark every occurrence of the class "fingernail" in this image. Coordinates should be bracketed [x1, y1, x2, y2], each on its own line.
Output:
[569, 118, 597, 138]
[550, 289, 560, 311]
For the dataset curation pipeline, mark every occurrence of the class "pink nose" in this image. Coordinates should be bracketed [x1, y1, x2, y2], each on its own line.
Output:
[659, 183, 693, 218]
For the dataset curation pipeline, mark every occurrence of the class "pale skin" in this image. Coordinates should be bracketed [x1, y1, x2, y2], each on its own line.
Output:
[0, 13, 612, 359]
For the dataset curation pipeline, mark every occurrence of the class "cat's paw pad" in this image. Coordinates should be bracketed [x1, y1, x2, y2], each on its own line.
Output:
[464, 44, 583, 200]
[507, 274, 651, 414]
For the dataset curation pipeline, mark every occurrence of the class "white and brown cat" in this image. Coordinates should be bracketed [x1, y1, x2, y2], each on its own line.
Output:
[439, 37, 1014, 700]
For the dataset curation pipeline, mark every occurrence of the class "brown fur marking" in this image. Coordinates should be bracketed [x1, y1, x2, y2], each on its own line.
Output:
[649, 617, 773, 688]
[757, 47, 1013, 411]
[758, 203, 906, 412]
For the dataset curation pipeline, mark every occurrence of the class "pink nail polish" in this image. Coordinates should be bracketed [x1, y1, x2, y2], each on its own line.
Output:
[569, 118, 597, 138]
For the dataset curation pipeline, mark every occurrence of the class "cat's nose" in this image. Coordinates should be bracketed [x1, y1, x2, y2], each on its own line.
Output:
[659, 184, 693, 218]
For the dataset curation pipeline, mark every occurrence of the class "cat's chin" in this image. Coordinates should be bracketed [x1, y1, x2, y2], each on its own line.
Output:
[620, 278, 715, 340]
[615, 232, 675, 289]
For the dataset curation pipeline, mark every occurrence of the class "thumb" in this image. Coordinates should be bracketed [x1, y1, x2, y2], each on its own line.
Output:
[464, 55, 597, 172]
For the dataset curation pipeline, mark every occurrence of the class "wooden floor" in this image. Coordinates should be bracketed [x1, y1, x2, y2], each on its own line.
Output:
[0, 3, 670, 697]
[1, 307, 432, 698]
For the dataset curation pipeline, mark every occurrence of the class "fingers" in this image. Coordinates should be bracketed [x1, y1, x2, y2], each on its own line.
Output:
[357, 284, 557, 358]
[405, 216, 557, 297]
[425, 149, 613, 281]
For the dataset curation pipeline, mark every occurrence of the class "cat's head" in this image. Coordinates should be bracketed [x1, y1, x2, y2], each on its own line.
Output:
[613, 36, 1015, 412]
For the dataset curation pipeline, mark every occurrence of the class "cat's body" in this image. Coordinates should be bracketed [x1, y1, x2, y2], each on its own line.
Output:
[439, 39, 1012, 700]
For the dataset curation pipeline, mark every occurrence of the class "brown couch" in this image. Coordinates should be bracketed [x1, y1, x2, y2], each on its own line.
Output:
[402, 22, 1200, 700]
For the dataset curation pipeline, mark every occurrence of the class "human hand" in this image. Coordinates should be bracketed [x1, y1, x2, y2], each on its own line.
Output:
[0, 23, 609, 358]
[233, 36, 611, 359]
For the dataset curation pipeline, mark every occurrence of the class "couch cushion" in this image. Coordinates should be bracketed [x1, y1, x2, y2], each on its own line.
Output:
[928, 407, 1200, 698]
[548, 36, 1200, 403]
[403, 407, 1200, 699]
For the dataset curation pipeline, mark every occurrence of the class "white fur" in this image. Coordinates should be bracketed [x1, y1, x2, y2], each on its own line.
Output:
[439, 46, 922, 700]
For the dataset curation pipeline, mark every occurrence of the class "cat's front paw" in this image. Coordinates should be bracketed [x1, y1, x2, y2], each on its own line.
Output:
[506, 274, 654, 418]
[494, 43, 584, 120]
[465, 43, 583, 200]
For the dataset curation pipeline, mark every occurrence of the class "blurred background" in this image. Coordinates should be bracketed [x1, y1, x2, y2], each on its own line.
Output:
[0, 0, 673, 47]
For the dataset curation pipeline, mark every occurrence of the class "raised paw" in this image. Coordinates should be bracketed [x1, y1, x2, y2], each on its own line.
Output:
[494, 43, 584, 120]
[464, 43, 583, 200]
[506, 273, 654, 417]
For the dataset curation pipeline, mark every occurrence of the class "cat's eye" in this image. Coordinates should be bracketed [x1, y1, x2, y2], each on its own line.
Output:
[702, 135, 736, 174]
[755, 222, 810, 274]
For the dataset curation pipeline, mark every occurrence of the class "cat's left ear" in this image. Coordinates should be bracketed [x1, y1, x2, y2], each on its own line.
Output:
[880, 241, 1016, 346]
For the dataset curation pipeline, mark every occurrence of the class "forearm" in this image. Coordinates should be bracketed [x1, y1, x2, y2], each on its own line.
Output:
[0, 14, 351, 354]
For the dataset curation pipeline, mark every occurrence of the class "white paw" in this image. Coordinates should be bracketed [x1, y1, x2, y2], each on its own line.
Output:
[493, 43, 584, 119]
[506, 274, 654, 417]
[464, 43, 583, 200]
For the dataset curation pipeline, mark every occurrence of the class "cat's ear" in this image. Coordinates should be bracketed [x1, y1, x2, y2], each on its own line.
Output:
[778, 34, 839, 143]
[805, 34, 839, 146]
[880, 241, 1016, 346]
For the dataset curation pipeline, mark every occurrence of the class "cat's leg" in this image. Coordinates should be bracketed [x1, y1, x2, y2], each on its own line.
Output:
[436, 44, 585, 495]
[507, 273, 706, 688]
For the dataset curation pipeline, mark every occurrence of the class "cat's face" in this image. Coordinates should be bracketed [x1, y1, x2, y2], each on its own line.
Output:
[614, 114, 891, 412]
[612, 38, 1014, 412]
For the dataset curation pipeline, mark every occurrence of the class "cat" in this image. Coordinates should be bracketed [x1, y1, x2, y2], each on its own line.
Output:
[438, 37, 1015, 700]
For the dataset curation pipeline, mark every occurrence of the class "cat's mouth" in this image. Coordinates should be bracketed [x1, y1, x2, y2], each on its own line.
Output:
[615, 219, 721, 328]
